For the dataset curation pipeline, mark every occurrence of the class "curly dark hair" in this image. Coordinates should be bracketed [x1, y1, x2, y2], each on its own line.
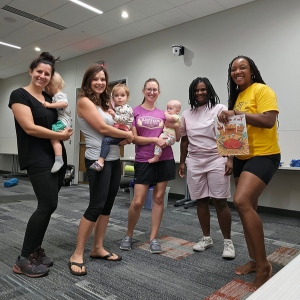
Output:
[29, 52, 59, 77]
[78, 64, 110, 110]
[227, 55, 265, 110]
[188, 77, 220, 110]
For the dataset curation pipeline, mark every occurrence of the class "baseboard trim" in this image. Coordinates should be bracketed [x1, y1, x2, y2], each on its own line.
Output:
[169, 192, 300, 218]
[227, 201, 300, 218]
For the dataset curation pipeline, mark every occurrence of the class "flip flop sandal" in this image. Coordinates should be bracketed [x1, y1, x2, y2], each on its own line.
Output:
[68, 262, 87, 276]
[90, 252, 122, 261]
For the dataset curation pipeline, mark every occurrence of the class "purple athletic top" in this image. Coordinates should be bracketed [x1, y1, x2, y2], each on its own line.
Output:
[132, 105, 174, 162]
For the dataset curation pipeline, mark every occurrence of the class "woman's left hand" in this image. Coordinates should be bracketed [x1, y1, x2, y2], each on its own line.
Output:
[218, 110, 235, 124]
[224, 157, 233, 176]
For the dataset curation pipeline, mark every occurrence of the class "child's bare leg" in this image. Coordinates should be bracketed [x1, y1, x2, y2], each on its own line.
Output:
[51, 140, 64, 173]
[148, 146, 162, 163]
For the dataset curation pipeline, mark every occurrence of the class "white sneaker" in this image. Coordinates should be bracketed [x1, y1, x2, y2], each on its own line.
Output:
[222, 240, 235, 258]
[193, 237, 213, 252]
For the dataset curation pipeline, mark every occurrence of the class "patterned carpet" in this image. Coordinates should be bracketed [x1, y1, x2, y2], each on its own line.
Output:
[0, 176, 300, 300]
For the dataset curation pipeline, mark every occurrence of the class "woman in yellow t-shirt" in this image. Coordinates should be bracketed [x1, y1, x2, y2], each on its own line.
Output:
[218, 55, 280, 292]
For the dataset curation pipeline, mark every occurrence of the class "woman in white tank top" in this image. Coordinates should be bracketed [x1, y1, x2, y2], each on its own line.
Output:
[68, 64, 133, 276]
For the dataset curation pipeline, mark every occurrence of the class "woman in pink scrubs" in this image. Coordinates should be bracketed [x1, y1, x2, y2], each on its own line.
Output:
[179, 77, 235, 258]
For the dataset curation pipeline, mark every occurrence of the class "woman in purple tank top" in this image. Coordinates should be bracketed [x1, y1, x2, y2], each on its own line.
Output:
[120, 78, 180, 253]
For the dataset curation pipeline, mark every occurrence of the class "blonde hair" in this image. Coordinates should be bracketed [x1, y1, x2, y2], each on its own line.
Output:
[49, 72, 66, 89]
[112, 83, 130, 100]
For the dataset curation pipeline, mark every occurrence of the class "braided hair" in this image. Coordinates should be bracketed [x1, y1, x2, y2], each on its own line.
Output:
[188, 77, 220, 110]
[29, 52, 59, 77]
[227, 55, 265, 110]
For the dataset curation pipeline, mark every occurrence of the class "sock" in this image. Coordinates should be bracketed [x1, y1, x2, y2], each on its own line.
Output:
[51, 156, 64, 173]
[204, 236, 211, 239]
[224, 239, 232, 243]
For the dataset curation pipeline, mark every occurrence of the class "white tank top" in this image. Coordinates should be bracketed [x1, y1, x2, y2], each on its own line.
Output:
[77, 106, 120, 161]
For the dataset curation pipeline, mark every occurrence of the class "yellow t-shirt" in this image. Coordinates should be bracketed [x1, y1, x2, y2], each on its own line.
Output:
[233, 83, 280, 160]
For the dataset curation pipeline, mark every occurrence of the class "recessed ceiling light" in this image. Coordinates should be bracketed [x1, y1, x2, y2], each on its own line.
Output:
[121, 11, 128, 18]
[35, 47, 41, 51]
[0, 41, 21, 49]
[69, 0, 103, 14]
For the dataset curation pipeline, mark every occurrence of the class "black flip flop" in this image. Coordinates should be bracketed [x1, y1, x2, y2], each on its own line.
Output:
[68, 262, 87, 276]
[90, 253, 122, 261]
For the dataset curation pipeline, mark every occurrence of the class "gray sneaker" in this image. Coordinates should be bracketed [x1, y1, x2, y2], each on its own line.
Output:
[120, 235, 132, 250]
[150, 238, 162, 254]
[13, 254, 49, 277]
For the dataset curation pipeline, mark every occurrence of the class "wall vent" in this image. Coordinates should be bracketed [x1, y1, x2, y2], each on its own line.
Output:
[2, 5, 67, 31]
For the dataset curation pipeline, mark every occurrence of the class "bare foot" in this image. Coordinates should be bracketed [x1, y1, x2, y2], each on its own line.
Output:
[235, 261, 256, 275]
[148, 156, 159, 164]
[69, 253, 85, 274]
[249, 263, 272, 292]
[90, 248, 119, 260]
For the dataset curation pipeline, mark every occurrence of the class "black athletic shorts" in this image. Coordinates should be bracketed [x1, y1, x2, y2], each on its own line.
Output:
[134, 159, 176, 185]
[233, 153, 281, 185]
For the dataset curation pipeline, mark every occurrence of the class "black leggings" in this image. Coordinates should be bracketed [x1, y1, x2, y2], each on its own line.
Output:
[84, 158, 121, 222]
[21, 166, 66, 257]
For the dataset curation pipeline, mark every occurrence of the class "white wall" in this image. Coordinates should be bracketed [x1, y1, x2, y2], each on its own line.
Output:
[0, 0, 300, 200]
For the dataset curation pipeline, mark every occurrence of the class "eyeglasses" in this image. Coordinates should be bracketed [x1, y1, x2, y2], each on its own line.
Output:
[145, 88, 158, 93]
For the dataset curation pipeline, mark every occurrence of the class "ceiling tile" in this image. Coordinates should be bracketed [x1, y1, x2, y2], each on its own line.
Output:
[0, 0, 12, 6]
[83, 0, 127, 13]
[3, 28, 43, 48]
[41, 11, 80, 28]
[0, 66, 25, 79]
[117, 0, 133, 4]
[128, 17, 167, 35]
[0, 46, 38, 66]
[0, 10, 32, 38]
[15, 21, 59, 39]
[0, 63, 9, 70]
[8, 0, 56, 17]
[30, 36, 60, 53]
[108, 26, 144, 42]
[52, 2, 99, 23]
[17, 59, 34, 72]
[178, 0, 225, 19]
[35, 23, 103, 52]
[103, 5, 148, 25]
[81, 14, 123, 34]
[127, 0, 175, 17]
[166, 0, 195, 5]
[20, 0, 64, 12]
[0, 44, 17, 57]
[152, 7, 193, 27]
[215, 0, 256, 9]
[51, 46, 88, 61]
[69, 33, 122, 53]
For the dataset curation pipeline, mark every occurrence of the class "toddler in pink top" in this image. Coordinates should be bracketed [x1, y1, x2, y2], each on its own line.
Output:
[148, 100, 181, 163]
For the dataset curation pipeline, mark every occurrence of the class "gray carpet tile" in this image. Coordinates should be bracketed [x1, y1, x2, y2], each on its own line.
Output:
[0, 177, 299, 299]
